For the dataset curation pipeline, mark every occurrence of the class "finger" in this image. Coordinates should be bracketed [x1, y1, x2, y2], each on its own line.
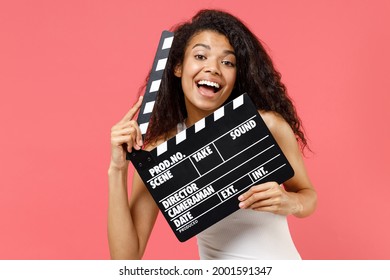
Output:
[238, 182, 279, 202]
[121, 95, 144, 122]
[238, 192, 270, 209]
[248, 196, 281, 209]
[111, 121, 143, 152]
[111, 135, 132, 147]
[238, 187, 282, 209]
[127, 126, 137, 151]
[129, 120, 143, 147]
[111, 125, 137, 145]
[111, 127, 133, 138]
[126, 126, 142, 152]
[251, 205, 279, 214]
[112, 119, 139, 135]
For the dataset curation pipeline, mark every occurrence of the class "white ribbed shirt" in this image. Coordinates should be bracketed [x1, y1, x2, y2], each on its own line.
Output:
[177, 122, 301, 260]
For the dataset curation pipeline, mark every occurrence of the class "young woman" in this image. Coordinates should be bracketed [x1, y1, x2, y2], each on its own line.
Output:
[108, 9, 317, 260]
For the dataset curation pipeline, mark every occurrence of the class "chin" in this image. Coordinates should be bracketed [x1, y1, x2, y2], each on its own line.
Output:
[200, 104, 225, 116]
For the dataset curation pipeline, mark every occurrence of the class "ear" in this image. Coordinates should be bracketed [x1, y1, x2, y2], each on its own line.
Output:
[174, 64, 182, 77]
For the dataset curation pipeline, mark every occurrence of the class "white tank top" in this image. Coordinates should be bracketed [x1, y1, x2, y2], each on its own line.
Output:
[197, 210, 301, 259]
[177, 123, 301, 260]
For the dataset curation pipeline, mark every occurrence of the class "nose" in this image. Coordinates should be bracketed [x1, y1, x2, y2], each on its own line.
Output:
[204, 59, 221, 75]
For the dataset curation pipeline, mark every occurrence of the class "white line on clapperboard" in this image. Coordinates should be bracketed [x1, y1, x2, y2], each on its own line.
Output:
[176, 162, 286, 232]
[169, 149, 279, 222]
[148, 114, 258, 184]
[164, 139, 274, 214]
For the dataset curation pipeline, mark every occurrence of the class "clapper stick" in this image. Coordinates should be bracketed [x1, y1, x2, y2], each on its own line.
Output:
[125, 30, 173, 162]
[127, 32, 294, 242]
[136, 30, 174, 139]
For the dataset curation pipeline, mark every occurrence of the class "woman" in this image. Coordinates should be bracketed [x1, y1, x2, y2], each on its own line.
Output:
[108, 9, 317, 259]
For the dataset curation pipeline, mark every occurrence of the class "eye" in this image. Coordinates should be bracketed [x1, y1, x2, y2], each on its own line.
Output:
[194, 54, 206, 60]
[221, 60, 236, 67]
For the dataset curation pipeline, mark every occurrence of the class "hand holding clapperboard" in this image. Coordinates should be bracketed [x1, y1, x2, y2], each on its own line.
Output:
[127, 31, 294, 242]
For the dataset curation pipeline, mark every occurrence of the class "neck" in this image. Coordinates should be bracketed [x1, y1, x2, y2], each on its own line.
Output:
[185, 104, 215, 127]
[183, 98, 217, 127]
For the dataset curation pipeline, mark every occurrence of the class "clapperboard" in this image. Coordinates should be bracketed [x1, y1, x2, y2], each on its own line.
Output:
[127, 31, 294, 242]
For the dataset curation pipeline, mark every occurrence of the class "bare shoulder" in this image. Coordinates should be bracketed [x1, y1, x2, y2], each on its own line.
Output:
[258, 110, 301, 159]
[259, 110, 294, 140]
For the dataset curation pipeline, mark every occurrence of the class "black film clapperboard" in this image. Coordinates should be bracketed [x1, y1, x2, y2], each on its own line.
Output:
[127, 31, 294, 242]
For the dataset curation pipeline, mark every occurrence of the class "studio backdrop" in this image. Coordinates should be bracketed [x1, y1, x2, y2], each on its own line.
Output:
[0, 0, 389, 259]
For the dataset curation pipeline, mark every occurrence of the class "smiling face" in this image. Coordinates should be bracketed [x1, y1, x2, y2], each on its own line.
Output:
[174, 30, 237, 125]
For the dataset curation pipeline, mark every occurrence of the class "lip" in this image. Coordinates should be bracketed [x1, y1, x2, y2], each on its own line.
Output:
[197, 86, 217, 98]
[196, 78, 222, 87]
[195, 78, 223, 98]
[195, 81, 222, 98]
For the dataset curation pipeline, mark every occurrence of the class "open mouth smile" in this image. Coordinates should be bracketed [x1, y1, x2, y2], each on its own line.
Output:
[197, 80, 221, 93]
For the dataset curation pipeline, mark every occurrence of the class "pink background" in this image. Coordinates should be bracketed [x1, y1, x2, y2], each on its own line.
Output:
[1, 0, 389, 259]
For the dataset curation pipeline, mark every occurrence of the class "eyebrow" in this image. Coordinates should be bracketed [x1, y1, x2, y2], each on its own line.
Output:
[192, 43, 235, 55]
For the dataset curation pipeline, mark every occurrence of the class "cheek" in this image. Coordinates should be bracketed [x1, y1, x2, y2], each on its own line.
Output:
[181, 64, 201, 86]
[183, 61, 201, 76]
[227, 71, 237, 88]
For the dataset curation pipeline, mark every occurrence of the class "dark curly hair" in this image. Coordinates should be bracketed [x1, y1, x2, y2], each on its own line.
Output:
[144, 9, 308, 150]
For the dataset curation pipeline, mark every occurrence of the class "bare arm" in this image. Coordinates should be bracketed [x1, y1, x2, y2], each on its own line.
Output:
[238, 111, 317, 218]
[107, 96, 159, 259]
[108, 168, 159, 259]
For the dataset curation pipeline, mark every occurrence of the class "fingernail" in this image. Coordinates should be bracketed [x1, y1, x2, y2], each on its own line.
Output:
[238, 195, 243, 201]
[239, 202, 244, 208]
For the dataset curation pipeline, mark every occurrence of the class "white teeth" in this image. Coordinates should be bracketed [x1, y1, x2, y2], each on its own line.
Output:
[198, 80, 220, 89]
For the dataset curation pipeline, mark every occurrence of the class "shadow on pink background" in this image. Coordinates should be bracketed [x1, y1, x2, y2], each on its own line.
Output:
[1, 0, 389, 259]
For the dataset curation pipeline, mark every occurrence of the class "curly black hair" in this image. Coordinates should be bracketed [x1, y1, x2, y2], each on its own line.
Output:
[144, 9, 308, 150]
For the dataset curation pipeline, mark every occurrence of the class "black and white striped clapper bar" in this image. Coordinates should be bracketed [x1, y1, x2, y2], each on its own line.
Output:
[127, 32, 294, 242]
[135, 30, 174, 138]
